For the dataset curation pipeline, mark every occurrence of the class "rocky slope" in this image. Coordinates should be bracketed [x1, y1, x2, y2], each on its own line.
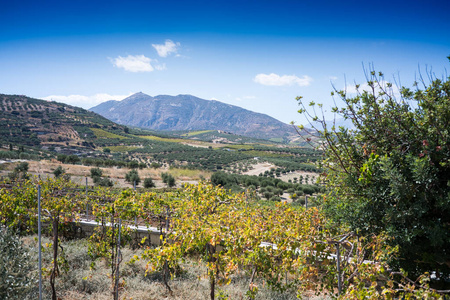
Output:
[90, 93, 296, 140]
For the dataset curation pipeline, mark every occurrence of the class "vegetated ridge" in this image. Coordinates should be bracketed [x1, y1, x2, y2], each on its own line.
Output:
[0, 93, 129, 153]
[89, 92, 297, 140]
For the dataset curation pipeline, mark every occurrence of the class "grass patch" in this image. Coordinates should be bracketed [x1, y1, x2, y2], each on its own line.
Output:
[269, 137, 284, 143]
[246, 150, 292, 158]
[139, 135, 186, 143]
[181, 130, 214, 137]
[90, 128, 129, 139]
[165, 168, 212, 180]
[107, 145, 140, 152]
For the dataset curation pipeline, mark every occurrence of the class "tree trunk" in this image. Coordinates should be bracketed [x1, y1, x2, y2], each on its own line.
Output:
[50, 216, 59, 300]
[208, 243, 216, 300]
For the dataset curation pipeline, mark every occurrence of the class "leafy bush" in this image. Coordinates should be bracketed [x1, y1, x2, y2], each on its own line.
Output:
[125, 169, 140, 186]
[53, 166, 65, 178]
[96, 177, 114, 187]
[0, 229, 34, 299]
[90, 167, 102, 178]
[90, 167, 112, 186]
[143, 177, 155, 188]
[298, 61, 450, 276]
[150, 162, 161, 169]
[9, 162, 29, 180]
[161, 172, 176, 187]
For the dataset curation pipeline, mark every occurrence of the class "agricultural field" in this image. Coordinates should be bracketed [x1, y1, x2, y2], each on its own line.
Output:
[90, 128, 129, 139]
[1, 178, 442, 299]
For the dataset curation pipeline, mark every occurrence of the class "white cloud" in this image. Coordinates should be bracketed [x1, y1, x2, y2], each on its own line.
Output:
[112, 55, 155, 72]
[152, 39, 180, 57]
[42, 93, 133, 109]
[254, 73, 312, 87]
[329, 76, 338, 81]
[154, 62, 167, 71]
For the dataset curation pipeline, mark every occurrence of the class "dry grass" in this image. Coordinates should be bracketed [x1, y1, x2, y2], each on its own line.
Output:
[0, 160, 211, 189]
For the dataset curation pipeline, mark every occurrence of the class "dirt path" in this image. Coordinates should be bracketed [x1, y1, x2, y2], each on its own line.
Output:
[242, 162, 274, 176]
[243, 162, 320, 183]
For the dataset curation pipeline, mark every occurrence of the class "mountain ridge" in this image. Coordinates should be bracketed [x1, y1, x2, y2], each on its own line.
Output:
[90, 93, 297, 140]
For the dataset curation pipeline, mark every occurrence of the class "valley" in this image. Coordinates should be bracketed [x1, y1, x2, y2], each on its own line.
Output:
[0, 92, 323, 204]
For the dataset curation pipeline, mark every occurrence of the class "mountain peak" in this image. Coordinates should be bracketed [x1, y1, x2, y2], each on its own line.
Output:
[125, 92, 150, 99]
[90, 94, 296, 139]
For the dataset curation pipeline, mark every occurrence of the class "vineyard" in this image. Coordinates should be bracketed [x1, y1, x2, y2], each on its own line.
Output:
[1, 175, 446, 299]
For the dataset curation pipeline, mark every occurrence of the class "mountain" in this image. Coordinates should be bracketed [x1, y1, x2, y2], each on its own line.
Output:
[89, 93, 296, 140]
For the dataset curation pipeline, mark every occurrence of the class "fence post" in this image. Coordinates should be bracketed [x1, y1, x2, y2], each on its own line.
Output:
[134, 181, 137, 226]
[114, 219, 122, 300]
[38, 184, 42, 300]
[336, 242, 342, 296]
[85, 177, 89, 220]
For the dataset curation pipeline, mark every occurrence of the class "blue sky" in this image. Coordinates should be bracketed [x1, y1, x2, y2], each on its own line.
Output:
[0, 0, 449, 124]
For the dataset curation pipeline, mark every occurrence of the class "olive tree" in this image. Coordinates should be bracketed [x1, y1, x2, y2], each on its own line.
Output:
[296, 59, 450, 277]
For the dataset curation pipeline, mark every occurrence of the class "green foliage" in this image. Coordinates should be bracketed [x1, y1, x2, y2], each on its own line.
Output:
[298, 62, 450, 277]
[57, 154, 80, 164]
[161, 172, 175, 187]
[90, 167, 102, 178]
[125, 169, 140, 186]
[0, 229, 34, 299]
[210, 171, 322, 197]
[0, 177, 447, 298]
[9, 162, 30, 180]
[127, 160, 139, 169]
[150, 162, 161, 169]
[15, 161, 29, 173]
[143, 177, 156, 188]
[53, 166, 65, 178]
[97, 177, 114, 187]
[90, 167, 113, 186]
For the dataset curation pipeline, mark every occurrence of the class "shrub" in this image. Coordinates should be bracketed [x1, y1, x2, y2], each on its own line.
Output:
[53, 166, 65, 178]
[0, 229, 34, 299]
[97, 177, 114, 187]
[9, 162, 29, 180]
[143, 177, 155, 188]
[150, 162, 161, 169]
[125, 169, 141, 186]
[161, 172, 176, 188]
[90, 167, 102, 178]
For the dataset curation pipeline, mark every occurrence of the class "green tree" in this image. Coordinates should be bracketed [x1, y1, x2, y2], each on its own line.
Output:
[9, 162, 29, 181]
[90, 167, 102, 179]
[143, 177, 156, 188]
[89, 167, 112, 186]
[53, 166, 65, 178]
[161, 172, 176, 188]
[150, 162, 161, 169]
[127, 160, 139, 169]
[125, 169, 140, 186]
[297, 61, 450, 277]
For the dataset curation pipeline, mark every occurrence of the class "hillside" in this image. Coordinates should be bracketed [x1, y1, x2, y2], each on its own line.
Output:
[89, 93, 297, 140]
[0, 93, 321, 183]
[0, 93, 129, 154]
